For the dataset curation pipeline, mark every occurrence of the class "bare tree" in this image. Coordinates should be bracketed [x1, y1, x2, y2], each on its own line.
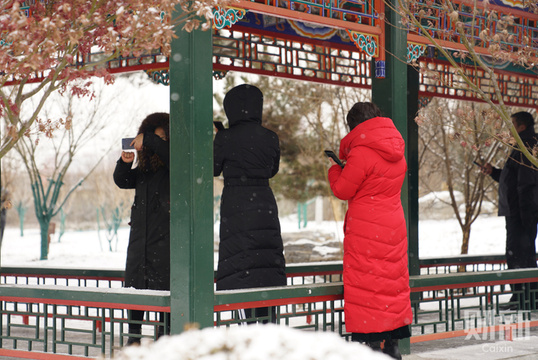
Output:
[0, 152, 32, 236]
[91, 159, 134, 252]
[418, 98, 508, 256]
[0, 0, 222, 158]
[397, 0, 538, 167]
[14, 81, 126, 260]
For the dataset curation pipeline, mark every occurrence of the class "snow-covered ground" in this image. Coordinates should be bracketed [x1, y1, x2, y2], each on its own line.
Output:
[115, 325, 392, 360]
[0, 213, 506, 269]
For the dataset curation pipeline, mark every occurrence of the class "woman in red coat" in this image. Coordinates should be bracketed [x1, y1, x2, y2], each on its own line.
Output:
[328, 102, 412, 359]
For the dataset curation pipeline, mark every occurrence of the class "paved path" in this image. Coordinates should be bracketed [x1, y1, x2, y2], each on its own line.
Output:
[405, 334, 538, 359]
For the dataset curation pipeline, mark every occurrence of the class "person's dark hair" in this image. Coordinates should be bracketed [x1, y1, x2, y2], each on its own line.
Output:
[346, 102, 383, 130]
[511, 111, 535, 130]
[137, 112, 169, 172]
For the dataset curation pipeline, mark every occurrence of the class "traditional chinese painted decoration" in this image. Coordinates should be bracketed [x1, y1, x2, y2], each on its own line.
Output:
[418, 96, 433, 109]
[375, 61, 386, 79]
[288, 20, 339, 40]
[213, 6, 247, 30]
[492, 0, 524, 9]
[346, 30, 378, 58]
[146, 69, 169, 86]
[407, 42, 427, 63]
[21, 5, 31, 17]
[213, 70, 228, 80]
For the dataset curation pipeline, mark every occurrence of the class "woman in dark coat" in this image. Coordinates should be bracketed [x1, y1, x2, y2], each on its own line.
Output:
[214, 84, 286, 323]
[113, 112, 170, 344]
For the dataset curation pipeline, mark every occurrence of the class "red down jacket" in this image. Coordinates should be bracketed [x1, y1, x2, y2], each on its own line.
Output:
[328, 116, 412, 334]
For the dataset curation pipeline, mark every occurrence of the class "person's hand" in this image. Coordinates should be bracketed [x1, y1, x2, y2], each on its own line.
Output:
[121, 151, 135, 163]
[480, 163, 492, 175]
[328, 158, 346, 167]
[131, 133, 144, 151]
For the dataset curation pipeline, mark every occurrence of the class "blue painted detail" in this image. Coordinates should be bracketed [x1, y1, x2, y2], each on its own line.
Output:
[375, 60, 385, 78]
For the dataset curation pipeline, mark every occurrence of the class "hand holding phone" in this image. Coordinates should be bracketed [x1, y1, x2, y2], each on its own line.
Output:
[122, 137, 136, 150]
[475, 161, 492, 175]
[121, 151, 135, 163]
[324, 150, 344, 168]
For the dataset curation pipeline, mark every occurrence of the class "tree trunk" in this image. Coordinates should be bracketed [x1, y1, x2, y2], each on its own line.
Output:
[458, 226, 471, 273]
[460, 226, 471, 255]
[328, 197, 344, 222]
[327, 197, 345, 258]
[39, 218, 51, 260]
[16, 202, 26, 237]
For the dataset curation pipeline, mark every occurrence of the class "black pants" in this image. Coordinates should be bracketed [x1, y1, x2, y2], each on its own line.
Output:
[351, 325, 411, 343]
[240, 307, 278, 324]
[505, 216, 538, 299]
[128, 310, 170, 337]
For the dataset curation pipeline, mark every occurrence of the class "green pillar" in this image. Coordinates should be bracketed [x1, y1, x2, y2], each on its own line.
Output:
[371, 2, 415, 253]
[371, 1, 418, 355]
[371, 4, 407, 130]
[169, 19, 214, 333]
[407, 65, 420, 278]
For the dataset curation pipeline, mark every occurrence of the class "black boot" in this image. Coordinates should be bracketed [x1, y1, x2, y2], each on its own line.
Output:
[126, 324, 142, 346]
[126, 337, 141, 346]
[382, 339, 402, 360]
[366, 340, 382, 351]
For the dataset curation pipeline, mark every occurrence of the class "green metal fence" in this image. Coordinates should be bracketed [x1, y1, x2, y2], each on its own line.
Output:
[0, 285, 169, 359]
[3, 254, 530, 286]
[1, 260, 538, 359]
[419, 255, 511, 274]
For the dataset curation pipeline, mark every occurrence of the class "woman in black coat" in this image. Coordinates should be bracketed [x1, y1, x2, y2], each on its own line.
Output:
[113, 112, 170, 344]
[214, 84, 286, 323]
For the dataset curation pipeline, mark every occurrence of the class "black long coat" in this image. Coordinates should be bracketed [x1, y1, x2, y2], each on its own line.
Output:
[214, 84, 286, 291]
[113, 133, 170, 290]
[490, 127, 538, 224]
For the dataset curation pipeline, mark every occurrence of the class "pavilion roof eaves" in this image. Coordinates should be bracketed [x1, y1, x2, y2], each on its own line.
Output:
[234, 0, 382, 36]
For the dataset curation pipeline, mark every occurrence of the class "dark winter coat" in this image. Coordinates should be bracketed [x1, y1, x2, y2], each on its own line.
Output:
[214, 84, 286, 291]
[328, 117, 412, 334]
[113, 133, 170, 291]
[490, 127, 538, 226]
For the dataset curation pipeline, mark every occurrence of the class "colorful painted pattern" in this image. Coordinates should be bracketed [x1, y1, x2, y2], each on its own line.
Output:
[213, 6, 247, 30]
[491, 0, 525, 9]
[288, 20, 339, 40]
[407, 43, 427, 63]
[375, 60, 386, 78]
[346, 30, 378, 57]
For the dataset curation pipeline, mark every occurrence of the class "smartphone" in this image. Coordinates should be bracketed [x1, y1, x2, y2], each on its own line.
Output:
[324, 150, 344, 168]
[214, 121, 225, 131]
[122, 137, 135, 150]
